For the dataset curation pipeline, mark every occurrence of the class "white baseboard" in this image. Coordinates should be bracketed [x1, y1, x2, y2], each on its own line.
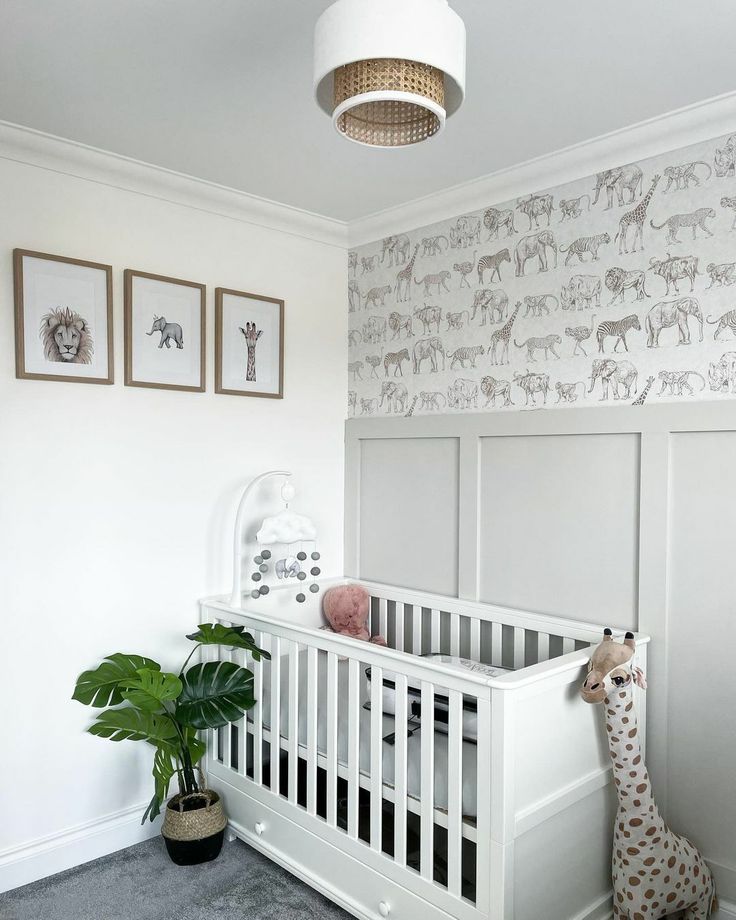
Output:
[0, 802, 161, 894]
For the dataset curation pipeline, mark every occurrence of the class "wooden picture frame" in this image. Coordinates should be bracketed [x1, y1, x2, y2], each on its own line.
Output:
[13, 249, 114, 385]
[124, 270, 206, 392]
[215, 288, 284, 399]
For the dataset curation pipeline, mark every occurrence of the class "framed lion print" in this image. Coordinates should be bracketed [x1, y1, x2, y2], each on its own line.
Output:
[215, 288, 284, 398]
[124, 270, 206, 392]
[13, 249, 114, 384]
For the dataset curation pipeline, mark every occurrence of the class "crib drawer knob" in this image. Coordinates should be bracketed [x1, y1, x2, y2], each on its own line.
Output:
[254, 822, 265, 837]
[378, 901, 390, 917]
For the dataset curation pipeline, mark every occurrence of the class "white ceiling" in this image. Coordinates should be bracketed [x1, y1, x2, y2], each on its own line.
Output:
[1, 1, 735, 222]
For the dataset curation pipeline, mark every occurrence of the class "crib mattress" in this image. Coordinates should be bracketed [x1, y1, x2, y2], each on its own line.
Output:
[253, 649, 480, 818]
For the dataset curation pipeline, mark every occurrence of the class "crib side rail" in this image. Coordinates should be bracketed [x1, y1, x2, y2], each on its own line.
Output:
[363, 580, 649, 679]
[202, 601, 493, 916]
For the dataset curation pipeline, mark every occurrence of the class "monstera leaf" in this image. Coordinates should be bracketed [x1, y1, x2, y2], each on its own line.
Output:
[186, 623, 270, 661]
[120, 669, 182, 712]
[142, 744, 177, 824]
[175, 661, 255, 730]
[87, 707, 179, 745]
[183, 727, 206, 765]
[73, 654, 161, 707]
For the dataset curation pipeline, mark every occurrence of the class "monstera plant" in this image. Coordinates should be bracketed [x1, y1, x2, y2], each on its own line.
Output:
[72, 624, 269, 842]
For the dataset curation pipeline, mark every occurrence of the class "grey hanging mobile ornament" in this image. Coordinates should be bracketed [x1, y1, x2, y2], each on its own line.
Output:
[251, 480, 322, 604]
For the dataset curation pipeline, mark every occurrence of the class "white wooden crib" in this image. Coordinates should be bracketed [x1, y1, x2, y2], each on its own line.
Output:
[200, 580, 649, 920]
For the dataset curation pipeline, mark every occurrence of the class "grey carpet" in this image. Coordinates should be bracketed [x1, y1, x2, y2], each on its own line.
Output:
[0, 837, 351, 920]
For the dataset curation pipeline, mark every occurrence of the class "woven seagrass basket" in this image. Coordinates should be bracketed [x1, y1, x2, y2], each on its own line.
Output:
[162, 789, 227, 842]
[162, 778, 227, 865]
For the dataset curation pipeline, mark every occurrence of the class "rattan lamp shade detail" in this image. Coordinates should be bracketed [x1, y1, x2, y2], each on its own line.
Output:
[314, 0, 466, 148]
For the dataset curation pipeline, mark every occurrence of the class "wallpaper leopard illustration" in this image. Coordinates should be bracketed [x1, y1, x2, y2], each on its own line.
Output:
[347, 131, 736, 416]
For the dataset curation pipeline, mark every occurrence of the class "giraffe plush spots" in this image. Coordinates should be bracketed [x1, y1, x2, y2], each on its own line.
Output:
[581, 630, 717, 920]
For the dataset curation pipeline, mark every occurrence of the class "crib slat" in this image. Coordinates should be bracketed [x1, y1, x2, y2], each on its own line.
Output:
[326, 652, 339, 826]
[306, 646, 318, 815]
[562, 636, 575, 655]
[420, 682, 435, 881]
[253, 630, 263, 785]
[210, 629, 222, 764]
[288, 641, 299, 805]
[475, 697, 492, 915]
[393, 674, 408, 868]
[236, 646, 246, 776]
[269, 636, 281, 794]
[395, 603, 404, 652]
[447, 689, 463, 898]
[347, 658, 360, 839]
[379, 597, 388, 640]
[450, 615, 460, 657]
[430, 608, 440, 652]
[411, 606, 422, 655]
[491, 622, 502, 667]
[370, 664, 383, 851]
[470, 617, 481, 662]
[513, 626, 525, 670]
[220, 626, 232, 768]
[537, 631, 550, 663]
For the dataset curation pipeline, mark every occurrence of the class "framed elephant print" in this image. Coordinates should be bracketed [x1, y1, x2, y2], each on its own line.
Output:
[215, 288, 284, 399]
[124, 270, 206, 392]
[13, 249, 114, 385]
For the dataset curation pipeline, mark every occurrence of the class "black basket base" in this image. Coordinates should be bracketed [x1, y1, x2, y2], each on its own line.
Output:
[163, 829, 225, 866]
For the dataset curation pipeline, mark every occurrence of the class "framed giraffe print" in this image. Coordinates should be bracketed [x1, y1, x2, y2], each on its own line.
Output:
[124, 270, 206, 392]
[215, 288, 284, 399]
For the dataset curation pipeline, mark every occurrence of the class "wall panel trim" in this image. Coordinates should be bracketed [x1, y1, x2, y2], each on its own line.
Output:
[458, 435, 480, 600]
[637, 431, 671, 810]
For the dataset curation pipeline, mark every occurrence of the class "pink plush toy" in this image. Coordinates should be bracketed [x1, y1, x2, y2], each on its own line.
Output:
[322, 584, 387, 646]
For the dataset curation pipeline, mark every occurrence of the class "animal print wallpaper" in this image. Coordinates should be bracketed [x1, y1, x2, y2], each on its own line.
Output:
[347, 132, 736, 417]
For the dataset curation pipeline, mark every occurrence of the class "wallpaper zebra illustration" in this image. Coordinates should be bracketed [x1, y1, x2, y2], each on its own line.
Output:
[347, 131, 736, 417]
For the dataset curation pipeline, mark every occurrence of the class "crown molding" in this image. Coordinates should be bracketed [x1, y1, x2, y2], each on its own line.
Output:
[347, 90, 736, 248]
[3, 91, 736, 255]
[0, 121, 349, 249]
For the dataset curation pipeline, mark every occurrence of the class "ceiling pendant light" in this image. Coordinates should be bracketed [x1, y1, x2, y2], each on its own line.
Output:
[313, 0, 466, 148]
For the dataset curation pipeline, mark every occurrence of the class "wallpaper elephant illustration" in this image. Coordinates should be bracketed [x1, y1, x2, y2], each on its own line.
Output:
[645, 297, 704, 347]
[379, 381, 408, 413]
[589, 358, 638, 400]
[514, 231, 558, 277]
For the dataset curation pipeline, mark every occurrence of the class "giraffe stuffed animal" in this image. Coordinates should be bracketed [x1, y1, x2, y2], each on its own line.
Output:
[580, 630, 717, 920]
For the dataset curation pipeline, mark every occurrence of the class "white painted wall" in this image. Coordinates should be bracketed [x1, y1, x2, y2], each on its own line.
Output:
[0, 148, 346, 889]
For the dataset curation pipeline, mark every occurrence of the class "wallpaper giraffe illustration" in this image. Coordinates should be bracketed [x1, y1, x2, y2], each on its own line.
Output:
[347, 131, 736, 417]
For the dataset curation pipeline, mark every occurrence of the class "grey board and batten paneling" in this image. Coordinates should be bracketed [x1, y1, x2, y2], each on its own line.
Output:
[358, 437, 459, 595]
[478, 433, 640, 629]
[344, 401, 736, 902]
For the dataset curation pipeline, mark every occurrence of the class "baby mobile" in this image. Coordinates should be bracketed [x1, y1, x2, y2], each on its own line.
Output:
[248, 480, 322, 604]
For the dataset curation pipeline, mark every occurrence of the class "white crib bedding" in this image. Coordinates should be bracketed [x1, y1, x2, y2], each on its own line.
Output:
[252, 649, 480, 819]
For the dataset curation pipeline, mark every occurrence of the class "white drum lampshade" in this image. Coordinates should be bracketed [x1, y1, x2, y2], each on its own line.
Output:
[314, 0, 466, 148]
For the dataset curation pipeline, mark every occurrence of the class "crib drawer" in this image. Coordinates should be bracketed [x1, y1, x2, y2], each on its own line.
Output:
[217, 779, 478, 920]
